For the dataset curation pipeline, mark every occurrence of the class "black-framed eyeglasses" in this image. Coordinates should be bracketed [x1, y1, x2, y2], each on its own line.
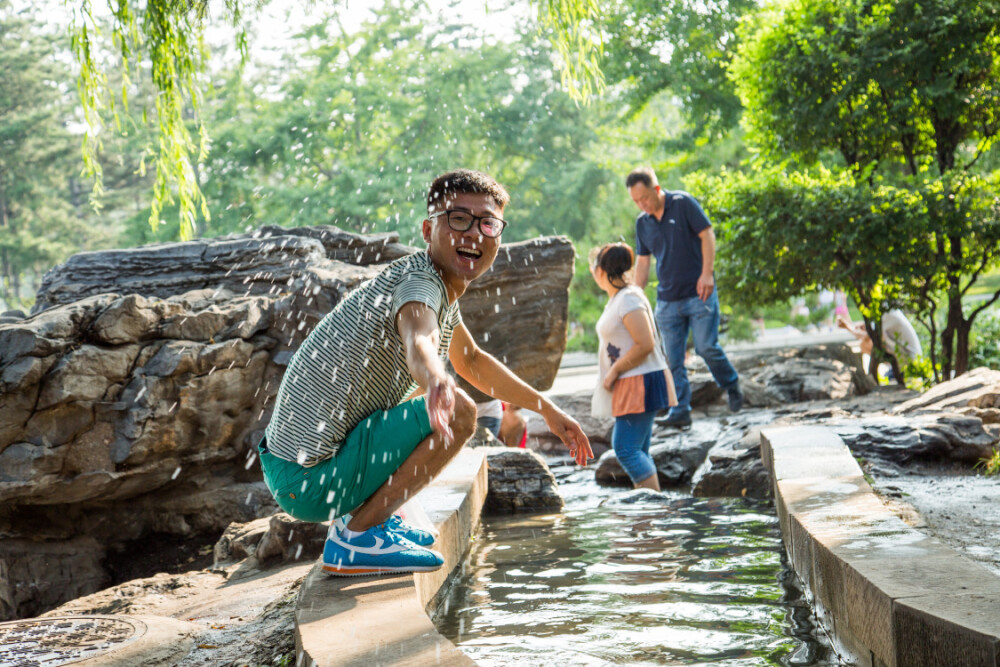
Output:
[429, 209, 508, 238]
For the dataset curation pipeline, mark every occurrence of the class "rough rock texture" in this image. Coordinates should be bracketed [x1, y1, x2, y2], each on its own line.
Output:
[33, 232, 355, 314]
[454, 239, 576, 398]
[1, 226, 574, 620]
[484, 448, 564, 514]
[214, 513, 326, 568]
[692, 427, 773, 499]
[828, 413, 997, 470]
[0, 537, 107, 621]
[678, 344, 874, 410]
[32, 226, 576, 398]
[895, 367, 1000, 417]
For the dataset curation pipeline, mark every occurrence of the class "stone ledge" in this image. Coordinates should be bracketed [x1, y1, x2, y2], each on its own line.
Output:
[761, 426, 1000, 667]
[294, 448, 487, 667]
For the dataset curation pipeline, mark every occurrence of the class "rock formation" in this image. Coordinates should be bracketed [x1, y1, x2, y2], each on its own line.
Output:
[483, 448, 564, 514]
[0, 225, 575, 620]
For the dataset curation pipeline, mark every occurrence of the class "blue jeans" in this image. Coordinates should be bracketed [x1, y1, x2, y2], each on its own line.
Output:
[612, 410, 658, 485]
[655, 290, 739, 416]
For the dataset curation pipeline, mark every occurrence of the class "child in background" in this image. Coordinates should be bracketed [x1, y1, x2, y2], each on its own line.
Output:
[590, 243, 677, 490]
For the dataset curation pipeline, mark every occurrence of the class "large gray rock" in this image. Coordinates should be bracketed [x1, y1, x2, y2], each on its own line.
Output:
[32, 226, 575, 398]
[484, 448, 564, 514]
[456, 239, 575, 397]
[692, 427, 772, 499]
[31, 234, 331, 314]
[687, 344, 874, 408]
[2, 226, 575, 620]
[0, 537, 107, 621]
[0, 291, 280, 508]
[895, 367, 1000, 415]
[829, 413, 998, 469]
[214, 513, 326, 568]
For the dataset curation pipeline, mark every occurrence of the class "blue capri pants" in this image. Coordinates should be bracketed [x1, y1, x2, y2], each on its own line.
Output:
[611, 410, 658, 485]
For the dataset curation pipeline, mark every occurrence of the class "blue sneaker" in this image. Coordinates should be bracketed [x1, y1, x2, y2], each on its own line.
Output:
[384, 514, 436, 546]
[334, 513, 436, 547]
[322, 522, 444, 577]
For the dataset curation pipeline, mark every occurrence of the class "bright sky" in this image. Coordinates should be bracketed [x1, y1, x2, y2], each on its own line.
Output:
[214, 0, 529, 68]
[29, 0, 528, 62]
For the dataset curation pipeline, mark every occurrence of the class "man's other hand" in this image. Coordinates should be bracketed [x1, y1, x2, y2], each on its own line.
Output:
[696, 273, 715, 301]
[543, 407, 594, 466]
[426, 375, 457, 444]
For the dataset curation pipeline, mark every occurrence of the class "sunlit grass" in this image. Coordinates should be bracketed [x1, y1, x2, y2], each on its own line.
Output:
[976, 448, 1000, 477]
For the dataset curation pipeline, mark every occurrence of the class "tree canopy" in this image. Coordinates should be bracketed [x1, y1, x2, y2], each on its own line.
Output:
[719, 0, 1000, 380]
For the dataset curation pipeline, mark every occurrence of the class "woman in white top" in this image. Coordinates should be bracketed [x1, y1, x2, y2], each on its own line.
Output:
[590, 243, 677, 490]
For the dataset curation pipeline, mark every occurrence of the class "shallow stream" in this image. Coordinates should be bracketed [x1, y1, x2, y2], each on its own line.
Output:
[435, 460, 838, 666]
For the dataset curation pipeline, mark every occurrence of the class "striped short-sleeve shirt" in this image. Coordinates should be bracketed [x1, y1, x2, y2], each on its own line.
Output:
[264, 251, 462, 466]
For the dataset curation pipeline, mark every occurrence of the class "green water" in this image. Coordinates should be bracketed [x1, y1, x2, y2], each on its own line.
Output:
[435, 462, 836, 666]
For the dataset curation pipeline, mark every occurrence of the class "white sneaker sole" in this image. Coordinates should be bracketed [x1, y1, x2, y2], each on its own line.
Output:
[322, 562, 444, 577]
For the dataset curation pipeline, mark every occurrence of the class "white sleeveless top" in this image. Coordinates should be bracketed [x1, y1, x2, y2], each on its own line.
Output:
[595, 285, 668, 383]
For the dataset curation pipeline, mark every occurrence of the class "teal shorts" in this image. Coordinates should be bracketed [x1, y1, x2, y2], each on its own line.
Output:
[259, 396, 433, 523]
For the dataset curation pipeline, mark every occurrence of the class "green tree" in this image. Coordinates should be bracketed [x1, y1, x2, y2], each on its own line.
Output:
[68, 0, 606, 242]
[153, 3, 611, 246]
[0, 2, 91, 310]
[600, 0, 756, 142]
[728, 0, 1000, 379]
[692, 168, 931, 381]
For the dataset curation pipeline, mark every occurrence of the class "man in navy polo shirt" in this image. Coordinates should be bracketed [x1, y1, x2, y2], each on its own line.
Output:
[626, 167, 742, 427]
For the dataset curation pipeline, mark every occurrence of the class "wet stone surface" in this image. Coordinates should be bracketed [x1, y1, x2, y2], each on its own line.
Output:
[0, 616, 140, 666]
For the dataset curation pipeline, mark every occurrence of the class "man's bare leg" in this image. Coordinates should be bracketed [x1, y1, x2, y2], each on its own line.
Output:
[347, 389, 477, 532]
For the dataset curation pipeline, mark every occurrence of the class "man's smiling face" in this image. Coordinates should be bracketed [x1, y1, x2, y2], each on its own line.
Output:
[422, 191, 502, 297]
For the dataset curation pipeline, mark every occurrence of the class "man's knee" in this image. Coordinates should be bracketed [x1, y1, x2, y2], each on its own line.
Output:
[694, 342, 722, 359]
[451, 389, 477, 443]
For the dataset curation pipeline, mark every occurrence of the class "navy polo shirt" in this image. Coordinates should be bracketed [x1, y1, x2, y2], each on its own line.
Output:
[635, 190, 711, 302]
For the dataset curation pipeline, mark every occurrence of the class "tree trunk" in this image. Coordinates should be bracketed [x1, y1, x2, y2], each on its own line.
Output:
[955, 318, 972, 376]
[940, 320, 955, 380]
[0, 249, 10, 307]
[927, 303, 940, 384]
[0, 171, 9, 306]
[10, 268, 20, 305]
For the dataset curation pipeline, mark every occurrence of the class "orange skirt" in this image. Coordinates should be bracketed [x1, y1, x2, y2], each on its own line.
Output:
[611, 369, 672, 417]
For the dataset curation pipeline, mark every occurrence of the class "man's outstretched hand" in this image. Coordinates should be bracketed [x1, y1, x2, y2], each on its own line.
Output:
[426, 375, 456, 445]
[543, 407, 593, 466]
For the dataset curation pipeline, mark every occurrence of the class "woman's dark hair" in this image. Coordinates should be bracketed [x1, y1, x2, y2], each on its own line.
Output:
[592, 242, 634, 289]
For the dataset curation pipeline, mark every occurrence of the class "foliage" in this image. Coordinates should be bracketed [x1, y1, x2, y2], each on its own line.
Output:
[535, 0, 605, 100]
[68, 0, 610, 242]
[731, 0, 1000, 176]
[600, 0, 756, 142]
[727, 0, 1000, 381]
[133, 4, 613, 247]
[969, 308, 1000, 370]
[69, 0, 259, 240]
[690, 166, 934, 380]
[976, 448, 1000, 477]
[0, 3, 94, 310]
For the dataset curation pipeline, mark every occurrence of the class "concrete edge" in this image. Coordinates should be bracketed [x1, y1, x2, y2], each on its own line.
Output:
[294, 448, 488, 667]
[761, 426, 1000, 667]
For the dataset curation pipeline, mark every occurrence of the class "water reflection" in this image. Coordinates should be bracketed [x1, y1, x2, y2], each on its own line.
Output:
[435, 463, 836, 666]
